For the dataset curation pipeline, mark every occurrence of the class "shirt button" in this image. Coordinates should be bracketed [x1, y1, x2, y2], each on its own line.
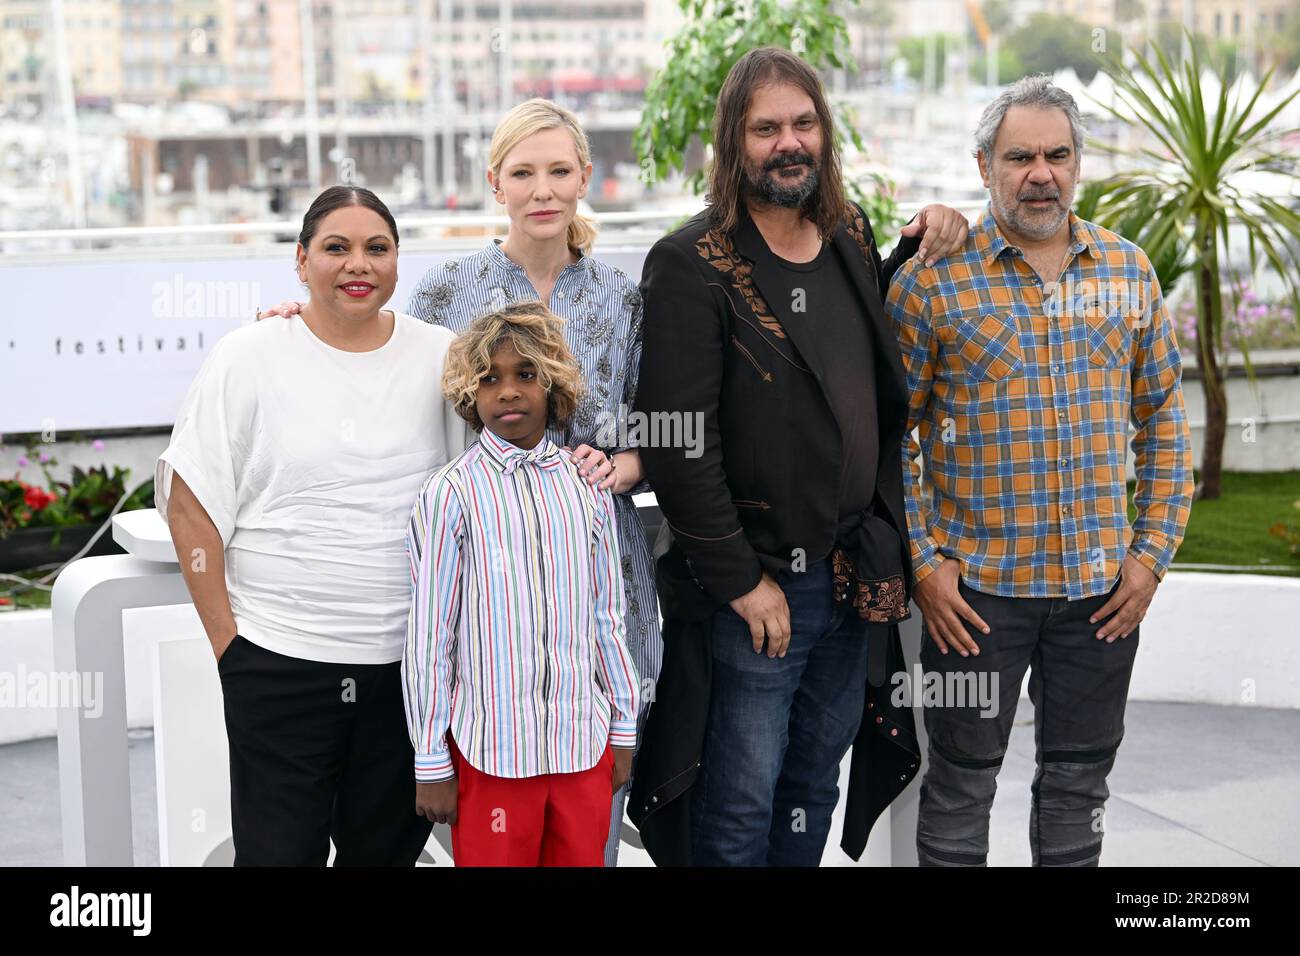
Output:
[1062, 504, 1073, 515]
[1052, 364, 1062, 373]
[1060, 457, 1069, 467]
[556, 290, 566, 299]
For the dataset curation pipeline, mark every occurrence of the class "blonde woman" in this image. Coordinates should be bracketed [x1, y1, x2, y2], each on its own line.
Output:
[262, 99, 660, 866]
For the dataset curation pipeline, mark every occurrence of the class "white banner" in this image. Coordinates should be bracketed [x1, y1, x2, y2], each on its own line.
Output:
[1, 246, 647, 435]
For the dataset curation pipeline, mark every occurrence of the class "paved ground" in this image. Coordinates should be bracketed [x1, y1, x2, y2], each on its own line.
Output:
[2, 701, 1296, 866]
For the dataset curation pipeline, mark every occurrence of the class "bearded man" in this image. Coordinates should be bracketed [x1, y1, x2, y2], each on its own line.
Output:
[629, 46, 969, 866]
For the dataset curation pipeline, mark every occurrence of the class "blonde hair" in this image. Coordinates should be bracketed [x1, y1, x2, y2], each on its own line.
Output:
[489, 98, 599, 256]
[442, 301, 585, 432]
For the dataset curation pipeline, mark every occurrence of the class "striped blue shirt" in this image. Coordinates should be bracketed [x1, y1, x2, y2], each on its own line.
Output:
[402, 426, 640, 782]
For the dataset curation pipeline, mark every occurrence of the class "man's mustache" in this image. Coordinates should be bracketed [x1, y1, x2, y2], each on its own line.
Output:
[1018, 189, 1061, 202]
[765, 151, 816, 172]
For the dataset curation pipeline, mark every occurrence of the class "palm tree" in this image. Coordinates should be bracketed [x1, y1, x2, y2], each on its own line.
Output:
[1073, 180, 1194, 303]
[1086, 40, 1300, 500]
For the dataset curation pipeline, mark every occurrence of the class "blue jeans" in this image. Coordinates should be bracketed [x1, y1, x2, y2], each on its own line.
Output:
[691, 559, 873, 866]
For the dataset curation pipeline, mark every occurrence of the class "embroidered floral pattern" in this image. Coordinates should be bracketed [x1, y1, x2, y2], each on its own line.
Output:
[581, 310, 614, 348]
[622, 285, 642, 315]
[622, 553, 648, 642]
[574, 393, 603, 433]
[831, 547, 909, 624]
[419, 281, 455, 317]
[844, 203, 878, 267]
[694, 229, 786, 339]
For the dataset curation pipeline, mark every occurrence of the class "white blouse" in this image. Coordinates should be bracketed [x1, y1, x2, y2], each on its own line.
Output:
[156, 311, 473, 664]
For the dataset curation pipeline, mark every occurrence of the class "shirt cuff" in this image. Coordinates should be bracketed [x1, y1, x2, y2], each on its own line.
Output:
[1128, 536, 1175, 581]
[894, 223, 922, 258]
[911, 541, 946, 583]
[608, 719, 637, 750]
[414, 751, 455, 783]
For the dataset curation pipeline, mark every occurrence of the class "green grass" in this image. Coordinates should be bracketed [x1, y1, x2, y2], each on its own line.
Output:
[1131, 471, 1300, 575]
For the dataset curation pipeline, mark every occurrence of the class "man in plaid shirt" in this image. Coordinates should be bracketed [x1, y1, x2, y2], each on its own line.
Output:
[887, 75, 1194, 867]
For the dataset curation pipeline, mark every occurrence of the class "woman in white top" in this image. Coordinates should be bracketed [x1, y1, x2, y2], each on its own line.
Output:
[157, 186, 470, 866]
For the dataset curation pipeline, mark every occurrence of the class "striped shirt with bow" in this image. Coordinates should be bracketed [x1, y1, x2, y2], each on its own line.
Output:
[402, 426, 640, 782]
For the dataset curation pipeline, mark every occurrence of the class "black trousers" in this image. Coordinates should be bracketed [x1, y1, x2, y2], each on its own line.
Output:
[217, 634, 433, 866]
[915, 577, 1139, 867]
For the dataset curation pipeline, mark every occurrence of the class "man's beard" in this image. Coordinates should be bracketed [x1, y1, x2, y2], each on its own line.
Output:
[991, 181, 1071, 241]
[744, 150, 821, 209]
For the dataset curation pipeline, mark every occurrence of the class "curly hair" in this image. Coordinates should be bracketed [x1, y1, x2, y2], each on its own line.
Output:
[442, 301, 585, 433]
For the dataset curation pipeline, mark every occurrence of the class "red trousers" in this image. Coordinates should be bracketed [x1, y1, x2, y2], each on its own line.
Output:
[449, 739, 614, 867]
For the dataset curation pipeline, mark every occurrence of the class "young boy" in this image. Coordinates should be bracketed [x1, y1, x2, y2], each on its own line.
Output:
[402, 301, 640, 867]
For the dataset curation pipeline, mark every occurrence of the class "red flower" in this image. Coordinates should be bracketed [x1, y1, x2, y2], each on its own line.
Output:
[23, 486, 56, 510]
[0, 598, 12, 606]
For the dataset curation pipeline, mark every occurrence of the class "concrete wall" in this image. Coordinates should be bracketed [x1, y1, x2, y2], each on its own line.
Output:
[1182, 351, 1300, 472]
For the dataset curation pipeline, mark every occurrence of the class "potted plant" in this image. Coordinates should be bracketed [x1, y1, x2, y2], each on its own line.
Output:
[0, 449, 155, 574]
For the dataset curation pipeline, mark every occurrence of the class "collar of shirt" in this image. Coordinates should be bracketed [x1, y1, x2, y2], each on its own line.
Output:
[487, 238, 589, 277]
[974, 204, 1100, 267]
[477, 424, 563, 476]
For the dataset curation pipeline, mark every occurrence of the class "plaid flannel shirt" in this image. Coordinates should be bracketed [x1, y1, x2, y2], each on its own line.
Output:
[887, 206, 1194, 600]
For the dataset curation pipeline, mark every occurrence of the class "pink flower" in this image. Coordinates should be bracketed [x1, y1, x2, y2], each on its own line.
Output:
[38, 451, 51, 464]
[16, 456, 29, 468]
[92, 439, 105, 451]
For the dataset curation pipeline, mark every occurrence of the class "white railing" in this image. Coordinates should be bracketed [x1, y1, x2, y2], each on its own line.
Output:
[0, 201, 989, 259]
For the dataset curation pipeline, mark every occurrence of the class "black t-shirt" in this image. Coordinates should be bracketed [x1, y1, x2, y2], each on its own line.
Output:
[772, 242, 879, 518]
